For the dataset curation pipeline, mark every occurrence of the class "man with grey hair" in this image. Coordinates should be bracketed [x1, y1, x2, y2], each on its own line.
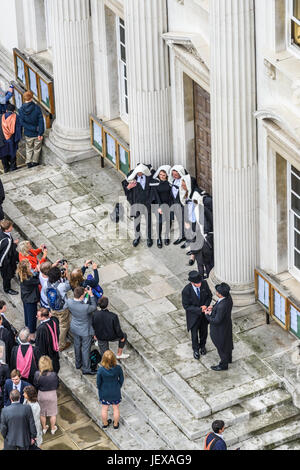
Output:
[0, 388, 37, 450]
[10, 327, 41, 384]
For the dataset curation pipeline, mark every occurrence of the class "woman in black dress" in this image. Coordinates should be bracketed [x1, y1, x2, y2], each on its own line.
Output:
[151, 165, 172, 248]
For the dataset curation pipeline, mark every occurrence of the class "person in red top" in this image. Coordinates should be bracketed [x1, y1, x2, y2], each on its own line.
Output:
[18, 241, 47, 271]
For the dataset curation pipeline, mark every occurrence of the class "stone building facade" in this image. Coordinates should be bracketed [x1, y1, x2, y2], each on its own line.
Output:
[0, 0, 300, 308]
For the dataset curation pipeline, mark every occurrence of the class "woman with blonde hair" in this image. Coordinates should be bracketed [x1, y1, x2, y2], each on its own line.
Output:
[34, 355, 59, 435]
[96, 350, 124, 430]
[18, 240, 47, 271]
[17, 259, 40, 341]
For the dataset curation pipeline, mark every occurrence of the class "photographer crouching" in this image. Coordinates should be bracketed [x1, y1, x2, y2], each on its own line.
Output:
[41, 261, 72, 352]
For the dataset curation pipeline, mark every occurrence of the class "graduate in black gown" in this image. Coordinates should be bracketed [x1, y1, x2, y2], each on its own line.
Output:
[205, 283, 233, 371]
[35, 308, 60, 373]
[0, 314, 14, 366]
[122, 163, 156, 248]
[10, 327, 41, 384]
[151, 165, 172, 248]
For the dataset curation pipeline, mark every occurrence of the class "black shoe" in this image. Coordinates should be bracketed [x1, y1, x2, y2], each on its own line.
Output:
[147, 239, 153, 248]
[10, 167, 18, 172]
[186, 251, 192, 256]
[5, 289, 18, 295]
[157, 238, 163, 249]
[27, 163, 33, 168]
[173, 237, 186, 245]
[200, 347, 207, 356]
[133, 238, 140, 247]
[31, 162, 39, 167]
[3, 168, 9, 173]
[193, 350, 200, 360]
[181, 243, 188, 249]
[82, 370, 97, 375]
[211, 365, 228, 371]
[113, 423, 120, 430]
[164, 239, 170, 246]
[189, 259, 195, 266]
[102, 419, 112, 429]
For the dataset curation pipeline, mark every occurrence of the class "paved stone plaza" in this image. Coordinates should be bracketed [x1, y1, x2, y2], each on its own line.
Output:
[1, 161, 300, 450]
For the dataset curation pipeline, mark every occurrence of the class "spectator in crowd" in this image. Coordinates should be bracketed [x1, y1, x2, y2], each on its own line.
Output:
[0, 102, 22, 172]
[0, 356, 10, 413]
[97, 350, 124, 430]
[182, 271, 212, 360]
[0, 388, 37, 450]
[34, 356, 59, 435]
[41, 265, 71, 352]
[39, 261, 52, 308]
[0, 300, 18, 345]
[151, 165, 172, 248]
[18, 90, 44, 169]
[23, 385, 43, 448]
[66, 286, 97, 375]
[192, 232, 214, 279]
[18, 240, 47, 271]
[0, 219, 19, 295]
[17, 259, 40, 342]
[35, 308, 60, 373]
[10, 327, 41, 385]
[4, 369, 30, 406]
[204, 420, 227, 450]
[69, 260, 100, 291]
[92, 297, 129, 360]
[205, 283, 233, 371]
[122, 163, 155, 248]
[0, 85, 14, 115]
[0, 314, 14, 366]
[0, 177, 4, 221]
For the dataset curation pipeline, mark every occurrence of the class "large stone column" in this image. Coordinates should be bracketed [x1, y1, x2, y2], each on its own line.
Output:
[124, 0, 172, 168]
[209, 0, 257, 306]
[49, 0, 95, 152]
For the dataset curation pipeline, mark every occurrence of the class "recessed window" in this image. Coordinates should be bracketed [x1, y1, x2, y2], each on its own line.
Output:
[116, 17, 128, 122]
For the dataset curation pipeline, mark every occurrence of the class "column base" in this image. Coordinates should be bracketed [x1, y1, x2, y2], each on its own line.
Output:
[42, 135, 98, 167]
[207, 269, 256, 307]
[49, 120, 92, 153]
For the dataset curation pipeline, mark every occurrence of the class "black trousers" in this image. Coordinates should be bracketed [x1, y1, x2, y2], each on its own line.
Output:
[190, 315, 208, 351]
[0, 267, 12, 292]
[216, 347, 232, 369]
[157, 212, 172, 239]
[134, 206, 152, 240]
[2, 154, 16, 172]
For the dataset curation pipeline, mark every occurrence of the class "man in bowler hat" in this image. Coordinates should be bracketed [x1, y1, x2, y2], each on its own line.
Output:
[205, 283, 233, 371]
[182, 271, 212, 360]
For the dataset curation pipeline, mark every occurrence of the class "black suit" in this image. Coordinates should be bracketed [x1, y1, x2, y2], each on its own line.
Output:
[182, 281, 212, 352]
[4, 379, 30, 407]
[0, 402, 36, 450]
[207, 295, 233, 369]
[0, 230, 18, 292]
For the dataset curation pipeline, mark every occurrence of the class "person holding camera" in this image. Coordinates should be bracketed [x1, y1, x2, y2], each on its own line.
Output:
[18, 241, 47, 271]
[41, 265, 71, 352]
[69, 259, 100, 291]
[66, 286, 98, 375]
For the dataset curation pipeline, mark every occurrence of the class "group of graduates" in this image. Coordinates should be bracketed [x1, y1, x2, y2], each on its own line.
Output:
[122, 163, 214, 277]
[0, 85, 22, 173]
[0, 301, 59, 412]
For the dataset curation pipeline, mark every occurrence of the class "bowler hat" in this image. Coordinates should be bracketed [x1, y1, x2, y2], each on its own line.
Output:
[188, 271, 203, 284]
[216, 283, 231, 297]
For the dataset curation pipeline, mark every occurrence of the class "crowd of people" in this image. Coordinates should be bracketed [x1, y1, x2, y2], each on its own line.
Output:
[122, 163, 214, 277]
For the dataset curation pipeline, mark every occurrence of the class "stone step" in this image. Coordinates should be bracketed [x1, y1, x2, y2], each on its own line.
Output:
[231, 419, 300, 450]
[274, 439, 300, 450]
[60, 353, 170, 450]
[225, 404, 300, 449]
[58, 359, 142, 450]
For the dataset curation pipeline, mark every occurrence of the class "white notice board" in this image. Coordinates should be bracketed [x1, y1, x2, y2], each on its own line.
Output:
[274, 290, 286, 325]
[258, 275, 269, 308]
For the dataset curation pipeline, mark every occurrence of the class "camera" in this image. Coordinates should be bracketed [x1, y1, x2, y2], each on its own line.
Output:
[58, 259, 68, 265]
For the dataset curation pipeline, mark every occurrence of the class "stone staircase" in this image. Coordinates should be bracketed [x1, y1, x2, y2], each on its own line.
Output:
[5, 282, 300, 451]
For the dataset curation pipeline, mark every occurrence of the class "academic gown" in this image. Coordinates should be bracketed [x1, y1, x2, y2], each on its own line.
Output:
[35, 317, 60, 373]
[0, 231, 18, 281]
[207, 295, 233, 366]
[10, 344, 41, 385]
[0, 113, 22, 161]
[181, 281, 212, 332]
[1, 315, 17, 347]
[0, 326, 14, 365]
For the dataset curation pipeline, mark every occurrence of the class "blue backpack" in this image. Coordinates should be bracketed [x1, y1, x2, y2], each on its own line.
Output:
[46, 282, 65, 311]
